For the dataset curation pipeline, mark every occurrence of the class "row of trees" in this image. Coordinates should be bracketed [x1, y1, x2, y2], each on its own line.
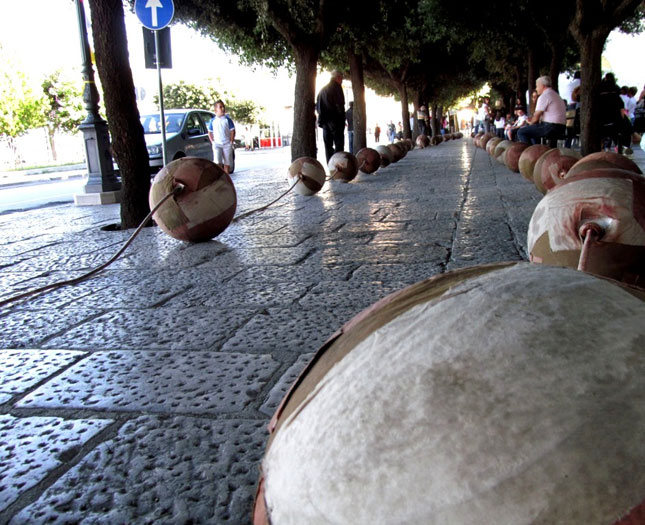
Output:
[156, 81, 265, 125]
[0, 63, 84, 166]
[83, 0, 643, 227]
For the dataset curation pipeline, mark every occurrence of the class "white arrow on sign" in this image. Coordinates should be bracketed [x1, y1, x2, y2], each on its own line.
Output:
[145, 0, 164, 27]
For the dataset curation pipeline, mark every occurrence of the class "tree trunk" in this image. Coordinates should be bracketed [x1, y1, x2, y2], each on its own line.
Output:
[348, 49, 367, 152]
[514, 64, 527, 109]
[548, 41, 563, 93]
[577, 33, 607, 155]
[87, 0, 150, 228]
[291, 45, 319, 161]
[398, 82, 411, 139]
[527, 49, 537, 115]
[569, 0, 643, 155]
[430, 105, 439, 136]
[47, 129, 58, 162]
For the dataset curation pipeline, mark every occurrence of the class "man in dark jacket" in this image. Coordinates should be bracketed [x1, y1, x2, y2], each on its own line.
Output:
[316, 70, 345, 162]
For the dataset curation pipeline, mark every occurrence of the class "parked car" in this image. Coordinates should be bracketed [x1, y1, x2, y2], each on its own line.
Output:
[140, 109, 235, 173]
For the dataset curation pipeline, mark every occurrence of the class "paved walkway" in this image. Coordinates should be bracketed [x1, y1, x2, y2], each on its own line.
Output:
[0, 140, 641, 524]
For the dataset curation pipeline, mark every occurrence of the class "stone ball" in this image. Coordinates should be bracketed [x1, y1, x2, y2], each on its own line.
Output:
[405, 138, 415, 150]
[503, 143, 529, 173]
[416, 135, 430, 148]
[479, 132, 495, 149]
[328, 152, 359, 183]
[528, 168, 645, 283]
[149, 156, 236, 242]
[288, 157, 326, 195]
[431, 135, 443, 145]
[376, 145, 394, 167]
[485, 137, 502, 156]
[518, 144, 550, 182]
[388, 143, 406, 162]
[566, 151, 642, 179]
[254, 262, 645, 524]
[356, 148, 381, 174]
[493, 140, 513, 163]
[533, 148, 582, 193]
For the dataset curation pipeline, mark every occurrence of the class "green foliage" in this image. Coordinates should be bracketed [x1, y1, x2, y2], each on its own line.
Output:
[157, 80, 220, 110]
[0, 55, 45, 140]
[619, 4, 645, 33]
[41, 71, 84, 135]
[155, 80, 264, 124]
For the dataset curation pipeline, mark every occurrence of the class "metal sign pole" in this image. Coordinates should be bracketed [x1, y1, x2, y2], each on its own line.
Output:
[154, 29, 168, 167]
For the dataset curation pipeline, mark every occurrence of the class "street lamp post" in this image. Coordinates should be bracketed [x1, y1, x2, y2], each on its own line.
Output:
[74, 0, 121, 205]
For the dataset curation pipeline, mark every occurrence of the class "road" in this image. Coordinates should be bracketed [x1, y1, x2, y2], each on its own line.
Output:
[0, 147, 297, 214]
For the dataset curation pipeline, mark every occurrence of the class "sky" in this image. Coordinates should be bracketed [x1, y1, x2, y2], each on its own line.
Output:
[1, 0, 644, 122]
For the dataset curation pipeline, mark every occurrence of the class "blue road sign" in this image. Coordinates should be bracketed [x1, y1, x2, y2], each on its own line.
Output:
[134, 0, 174, 31]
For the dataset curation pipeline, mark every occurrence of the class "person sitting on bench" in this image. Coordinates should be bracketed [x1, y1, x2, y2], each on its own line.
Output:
[518, 76, 566, 146]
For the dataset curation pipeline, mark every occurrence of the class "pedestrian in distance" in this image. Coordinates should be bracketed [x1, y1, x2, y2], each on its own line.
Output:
[374, 124, 381, 143]
[207, 100, 236, 175]
[316, 70, 345, 162]
[346, 101, 354, 154]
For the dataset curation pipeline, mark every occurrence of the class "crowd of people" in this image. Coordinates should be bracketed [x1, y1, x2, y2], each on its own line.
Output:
[471, 72, 645, 154]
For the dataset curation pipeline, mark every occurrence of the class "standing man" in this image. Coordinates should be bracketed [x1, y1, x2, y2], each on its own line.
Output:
[417, 105, 429, 136]
[316, 70, 345, 162]
[207, 100, 235, 175]
[346, 101, 354, 154]
[517, 76, 566, 146]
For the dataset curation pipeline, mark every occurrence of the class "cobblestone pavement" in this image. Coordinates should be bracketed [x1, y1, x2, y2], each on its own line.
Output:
[0, 139, 641, 524]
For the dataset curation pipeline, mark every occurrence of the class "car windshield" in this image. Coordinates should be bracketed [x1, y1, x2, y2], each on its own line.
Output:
[140, 113, 185, 134]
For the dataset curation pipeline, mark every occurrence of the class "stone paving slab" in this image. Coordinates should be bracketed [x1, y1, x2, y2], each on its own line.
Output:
[42, 307, 256, 350]
[0, 308, 101, 349]
[0, 414, 112, 512]
[11, 416, 265, 524]
[221, 307, 344, 354]
[0, 350, 86, 394]
[260, 353, 314, 416]
[18, 351, 279, 414]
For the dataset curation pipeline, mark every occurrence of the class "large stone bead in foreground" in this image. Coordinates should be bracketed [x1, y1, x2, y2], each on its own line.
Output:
[376, 145, 393, 167]
[149, 156, 237, 242]
[255, 262, 645, 524]
[288, 157, 326, 195]
[356, 148, 381, 174]
[528, 168, 645, 284]
[328, 152, 359, 182]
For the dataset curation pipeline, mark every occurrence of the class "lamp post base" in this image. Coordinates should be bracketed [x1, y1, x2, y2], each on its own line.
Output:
[74, 190, 121, 206]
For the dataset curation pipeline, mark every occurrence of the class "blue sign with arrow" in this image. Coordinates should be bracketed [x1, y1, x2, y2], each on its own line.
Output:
[135, 0, 174, 31]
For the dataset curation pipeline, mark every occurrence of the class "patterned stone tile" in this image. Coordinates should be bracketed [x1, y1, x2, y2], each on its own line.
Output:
[42, 307, 255, 351]
[18, 351, 279, 414]
[221, 307, 343, 354]
[0, 350, 86, 394]
[11, 416, 267, 524]
[0, 414, 112, 512]
[260, 354, 314, 416]
[0, 308, 100, 349]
